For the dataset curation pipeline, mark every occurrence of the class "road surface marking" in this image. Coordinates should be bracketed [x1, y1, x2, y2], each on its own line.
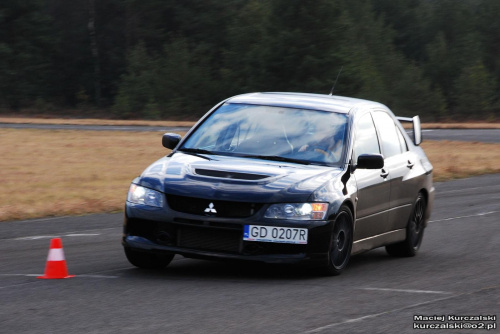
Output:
[304, 294, 457, 333]
[359, 287, 451, 294]
[429, 211, 497, 223]
[14, 233, 101, 240]
[304, 285, 499, 333]
[438, 184, 499, 195]
[14, 236, 58, 240]
[0, 274, 118, 279]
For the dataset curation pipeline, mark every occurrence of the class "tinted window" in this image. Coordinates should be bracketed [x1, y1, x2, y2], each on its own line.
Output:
[372, 111, 402, 158]
[354, 113, 380, 163]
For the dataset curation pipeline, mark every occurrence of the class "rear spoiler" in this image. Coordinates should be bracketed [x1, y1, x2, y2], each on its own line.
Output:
[396, 116, 422, 146]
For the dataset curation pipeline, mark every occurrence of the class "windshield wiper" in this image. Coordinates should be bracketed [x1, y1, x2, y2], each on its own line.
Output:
[241, 155, 311, 165]
[177, 148, 213, 160]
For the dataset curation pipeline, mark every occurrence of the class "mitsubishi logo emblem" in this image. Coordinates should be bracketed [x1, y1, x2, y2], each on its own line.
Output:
[204, 202, 217, 214]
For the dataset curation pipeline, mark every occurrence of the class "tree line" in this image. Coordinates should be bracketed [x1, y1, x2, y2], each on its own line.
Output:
[1, 0, 498, 121]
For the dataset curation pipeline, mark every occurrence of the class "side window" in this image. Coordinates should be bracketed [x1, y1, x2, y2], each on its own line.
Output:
[354, 113, 381, 163]
[372, 111, 402, 158]
[396, 126, 408, 152]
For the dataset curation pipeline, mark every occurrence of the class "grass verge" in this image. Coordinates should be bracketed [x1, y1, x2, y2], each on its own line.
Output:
[420, 140, 500, 181]
[1, 129, 499, 221]
[0, 129, 176, 221]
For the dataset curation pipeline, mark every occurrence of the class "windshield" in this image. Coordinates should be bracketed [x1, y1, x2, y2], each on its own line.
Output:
[180, 103, 348, 165]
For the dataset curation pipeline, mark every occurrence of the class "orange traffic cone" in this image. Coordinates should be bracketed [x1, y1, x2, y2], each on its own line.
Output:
[38, 238, 75, 279]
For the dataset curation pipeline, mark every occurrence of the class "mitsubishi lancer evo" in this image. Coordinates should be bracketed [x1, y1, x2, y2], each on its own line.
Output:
[123, 92, 434, 275]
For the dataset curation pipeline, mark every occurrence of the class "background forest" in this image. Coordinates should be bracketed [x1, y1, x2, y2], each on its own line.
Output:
[0, 0, 499, 121]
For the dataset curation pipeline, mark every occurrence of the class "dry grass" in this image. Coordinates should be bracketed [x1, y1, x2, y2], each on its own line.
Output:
[0, 129, 175, 221]
[1, 128, 499, 221]
[420, 141, 500, 181]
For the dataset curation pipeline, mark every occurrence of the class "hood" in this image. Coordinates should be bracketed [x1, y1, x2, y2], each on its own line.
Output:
[135, 152, 343, 203]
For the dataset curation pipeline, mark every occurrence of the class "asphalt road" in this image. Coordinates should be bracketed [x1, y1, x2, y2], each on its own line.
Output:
[422, 129, 500, 143]
[0, 122, 191, 133]
[1, 174, 499, 333]
[1, 122, 499, 142]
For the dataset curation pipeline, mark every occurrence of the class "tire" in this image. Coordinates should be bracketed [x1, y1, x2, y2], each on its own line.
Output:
[125, 248, 174, 269]
[323, 205, 353, 276]
[386, 193, 426, 257]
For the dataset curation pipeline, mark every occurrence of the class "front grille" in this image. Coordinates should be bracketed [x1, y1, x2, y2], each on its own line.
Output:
[177, 226, 241, 253]
[167, 195, 263, 218]
[127, 218, 306, 256]
[173, 218, 242, 230]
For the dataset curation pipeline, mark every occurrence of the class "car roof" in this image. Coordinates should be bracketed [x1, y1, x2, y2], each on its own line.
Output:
[226, 92, 387, 114]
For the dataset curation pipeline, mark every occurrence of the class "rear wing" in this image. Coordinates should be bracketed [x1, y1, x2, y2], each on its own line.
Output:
[396, 116, 422, 146]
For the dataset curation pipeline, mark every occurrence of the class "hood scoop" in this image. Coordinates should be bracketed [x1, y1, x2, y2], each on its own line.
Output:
[194, 168, 270, 180]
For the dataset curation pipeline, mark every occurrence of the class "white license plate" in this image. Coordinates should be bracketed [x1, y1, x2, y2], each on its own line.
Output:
[243, 225, 308, 244]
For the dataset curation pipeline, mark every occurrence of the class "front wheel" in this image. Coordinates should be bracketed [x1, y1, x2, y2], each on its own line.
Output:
[125, 248, 174, 269]
[386, 193, 426, 257]
[322, 206, 353, 276]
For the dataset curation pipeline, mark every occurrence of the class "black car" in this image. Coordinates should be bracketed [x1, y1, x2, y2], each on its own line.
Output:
[123, 92, 434, 275]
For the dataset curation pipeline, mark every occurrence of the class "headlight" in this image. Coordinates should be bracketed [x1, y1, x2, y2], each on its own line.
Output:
[127, 184, 164, 208]
[264, 203, 328, 220]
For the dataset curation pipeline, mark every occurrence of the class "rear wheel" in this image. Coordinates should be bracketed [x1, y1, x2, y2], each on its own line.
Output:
[386, 193, 426, 257]
[125, 248, 174, 269]
[323, 206, 353, 276]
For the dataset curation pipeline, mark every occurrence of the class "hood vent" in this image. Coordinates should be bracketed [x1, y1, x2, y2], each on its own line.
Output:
[194, 168, 269, 180]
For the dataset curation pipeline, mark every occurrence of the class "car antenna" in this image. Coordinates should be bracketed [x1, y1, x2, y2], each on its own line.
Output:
[329, 66, 343, 96]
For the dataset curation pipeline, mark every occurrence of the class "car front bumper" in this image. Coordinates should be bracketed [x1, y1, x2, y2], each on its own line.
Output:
[122, 203, 333, 265]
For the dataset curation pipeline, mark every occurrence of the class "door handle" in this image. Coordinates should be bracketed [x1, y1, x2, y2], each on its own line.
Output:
[380, 169, 389, 178]
[407, 160, 414, 169]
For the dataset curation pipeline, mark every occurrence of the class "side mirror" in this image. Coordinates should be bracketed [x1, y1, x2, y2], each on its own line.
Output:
[356, 154, 384, 170]
[412, 115, 422, 146]
[162, 133, 181, 149]
[397, 115, 422, 146]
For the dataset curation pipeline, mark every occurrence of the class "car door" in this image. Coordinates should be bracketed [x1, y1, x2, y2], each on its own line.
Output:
[372, 110, 415, 232]
[352, 111, 391, 241]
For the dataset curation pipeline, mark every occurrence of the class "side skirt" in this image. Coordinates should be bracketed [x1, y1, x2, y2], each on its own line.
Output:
[351, 229, 406, 255]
